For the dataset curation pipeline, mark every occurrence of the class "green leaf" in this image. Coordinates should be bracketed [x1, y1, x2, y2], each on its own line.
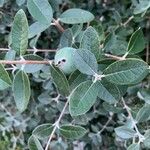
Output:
[73, 49, 98, 75]
[13, 70, 31, 112]
[68, 70, 87, 91]
[115, 126, 136, 139]
[59, 29, 73, 48]
[29, 22, 49, 39]
[0, 0, 5, 7]
[104, 59, 149, 85]
[144, 129, 150, 148]
[0, 64, 12, 90]
[16, 0, 25, 6]
[136, 104, 150, 123]
[59, 8, 94, 24]
[80, 27, 100, 60]
[134, 0, 150, 14]
[127, 143, 140, 150]
[71, 24, 83, 39]
[16, 54, 44, 73]
[50, 64, 70, 96]
[137, 89, 150, 104]
[104, 33, 127, 55]
[32, 123, 54, 140]
[28, 135, 43, 150]
[69, 81, 99, 116]
[127, 28, 145, 54]
[97, 80, 120, 104]
[27, 0, 53, 24]
[11, 9, 28, 55]
[59, 125, 87, 139]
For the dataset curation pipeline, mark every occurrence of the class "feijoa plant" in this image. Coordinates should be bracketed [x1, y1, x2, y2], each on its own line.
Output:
[0, 0, 150, 149]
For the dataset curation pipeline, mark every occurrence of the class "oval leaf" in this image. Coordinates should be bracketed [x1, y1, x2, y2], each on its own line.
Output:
[136, 104, 150, 123]
[97, 80, 120, 104]
[0, 64, 12, 90]
[127, 28, 145, 54]
[80, 26, 100, 60]
[32, 123, 53, 140]
[11, 9, 28, 55]
[69, 81, 99, 116]
[13, 70, 31, 112]
[104, 59, 149, 85]
[50, 64, 70, 96]
[29, 22, 49, 39]
[59, 8, 94, 24]
[115, 126, 136, 139]
[73, 49, 98, 75]
[59, 125, 87, 139]
[27, 0, 53, 24]
[28, 135, 43, 150]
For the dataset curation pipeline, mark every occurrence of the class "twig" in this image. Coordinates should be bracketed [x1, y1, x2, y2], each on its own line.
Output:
[45, 98, 69, 150]
[0, 60, 52, 64]
[121, 98, 145, 143]
[104, 53, 125, 60]
[0, 48, 56, 52]
[53, 19, 65, 32]
[146, 44, 149, 63]
[122, 16, 134, 27]
[98, 113, 113, 134]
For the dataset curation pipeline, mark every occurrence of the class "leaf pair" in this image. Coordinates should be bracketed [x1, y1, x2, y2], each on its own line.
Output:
[28, 123, 87, 149]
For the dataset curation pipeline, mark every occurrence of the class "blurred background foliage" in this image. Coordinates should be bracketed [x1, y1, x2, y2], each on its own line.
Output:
[0, 0, 150, 149]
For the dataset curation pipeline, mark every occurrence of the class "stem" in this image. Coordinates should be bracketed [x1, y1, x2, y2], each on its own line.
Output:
[122, 16, 134, 27]
[45, 98, 69, 150]
[0, 48, 56, 52]
[104, 53, 125, 60]
[53, 19, 65, 32]
[121, 98, 145, 143]
[0, 60, 52, 64]
[98, 113, 113, 134]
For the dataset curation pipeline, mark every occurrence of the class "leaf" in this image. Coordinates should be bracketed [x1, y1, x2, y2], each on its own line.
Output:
[0, 64, 12, 90]
[136, 104, 150, 123]
[127, 28, 145, 54]
[104, 59, 149, 85]
[68, 70, 87, 90]
[69, 81, 99, 116]
[27, 0, 53, 24]
[144, 129, 150, 148]
[32, 123, 54, 140]
[71, 24, 83, 39]
[16, 0, 25, 6]
[59, 29, 73, 48]
[0, 0, 5, 7]
[73, 49, 98, 75]
[103, 33, 127, 55]
[134, 0, 150, 14]
[13, 70, 31, 112]
[59, 8, 94, 24]
[28, 22, 49, 39]
[50, 64, 70, 96]
[115, 126, 136, 139]
[97, 80, 120, 104]
[28, 135, 43, 150]
[80, 27, 100, 60]
[137, 89, 150, 104]
[11, 9, 28, 55]
[59, 125, 87, 139]
[16, 54, 44, 73]
[127, 143, 140, 150]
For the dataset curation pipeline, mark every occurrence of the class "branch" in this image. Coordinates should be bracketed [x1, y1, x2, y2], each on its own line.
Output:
[104, 53, 125, 60]
[122, 98, 145, 143]
[45, 98, 69, 150]
[0, 48, 56, 52]
[53, 19, 65, 32]
[122, 16, 134, 27]
[0, 60, 52, 64]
